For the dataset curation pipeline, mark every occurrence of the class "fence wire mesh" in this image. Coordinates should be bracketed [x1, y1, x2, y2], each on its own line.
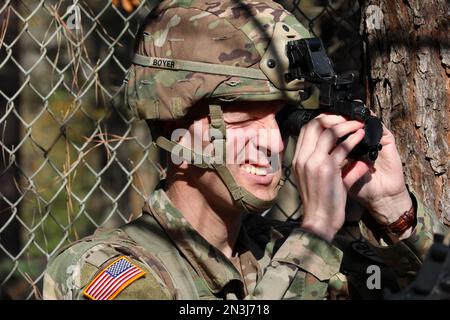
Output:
[0, 0, 362, 299]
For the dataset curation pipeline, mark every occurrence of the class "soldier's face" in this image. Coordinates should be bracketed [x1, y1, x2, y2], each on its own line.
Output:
[170, 100, 285, 209]
[221, 101, 285, 203]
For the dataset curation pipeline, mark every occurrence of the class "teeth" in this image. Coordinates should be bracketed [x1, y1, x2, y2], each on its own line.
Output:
[242, 165, 267, 176]
[255, 167, 267, 175]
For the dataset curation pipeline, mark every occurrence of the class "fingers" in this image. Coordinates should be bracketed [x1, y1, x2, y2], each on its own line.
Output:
[312, 121, 364, 160]
[329, 128, 365, 165]
[293, 114, 349, 165]
[291, 114, 361, 240]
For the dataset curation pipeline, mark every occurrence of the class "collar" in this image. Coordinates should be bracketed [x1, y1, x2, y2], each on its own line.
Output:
[145, 189, 263, 295]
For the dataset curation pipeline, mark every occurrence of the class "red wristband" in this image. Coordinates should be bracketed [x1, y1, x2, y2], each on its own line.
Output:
[386, 205, 416, 236]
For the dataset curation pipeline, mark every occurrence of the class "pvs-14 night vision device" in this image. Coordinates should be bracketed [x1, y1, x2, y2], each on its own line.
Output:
[279, 37, 383, 162]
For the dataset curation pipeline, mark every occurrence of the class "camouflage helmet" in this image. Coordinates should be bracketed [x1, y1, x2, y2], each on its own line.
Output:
[126, 0, 311, 121]
[126, 0, 312, 212]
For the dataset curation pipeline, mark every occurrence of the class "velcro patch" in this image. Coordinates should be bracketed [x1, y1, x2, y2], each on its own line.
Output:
[83, 256, 145, 300]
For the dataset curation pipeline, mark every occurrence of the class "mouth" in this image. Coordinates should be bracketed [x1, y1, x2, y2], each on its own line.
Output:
[239, 163, 278, 186]
[241, 163, 271, 175]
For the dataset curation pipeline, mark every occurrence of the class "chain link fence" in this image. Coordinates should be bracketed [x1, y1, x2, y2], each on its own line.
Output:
[0, 0, 362, 299]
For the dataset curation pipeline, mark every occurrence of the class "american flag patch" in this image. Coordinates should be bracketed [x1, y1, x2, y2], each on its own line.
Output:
[83, 256, 145, 300]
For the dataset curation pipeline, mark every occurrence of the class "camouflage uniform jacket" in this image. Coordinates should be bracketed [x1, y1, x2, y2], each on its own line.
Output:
[43, 189, 445, 300]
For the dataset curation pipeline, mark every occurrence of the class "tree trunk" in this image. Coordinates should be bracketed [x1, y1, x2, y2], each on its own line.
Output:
[363, 0, 450, 224]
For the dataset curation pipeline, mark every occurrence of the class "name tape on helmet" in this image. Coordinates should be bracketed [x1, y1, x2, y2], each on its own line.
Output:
[152, 58, 175, 69]
[131, 54, 268, 80]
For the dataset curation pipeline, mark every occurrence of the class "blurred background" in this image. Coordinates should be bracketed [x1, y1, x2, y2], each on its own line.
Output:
[0, 0, 448, 299]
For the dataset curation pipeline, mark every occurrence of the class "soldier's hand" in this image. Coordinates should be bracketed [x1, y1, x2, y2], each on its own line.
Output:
[292, 114, 369, 242]
[344, 123, 413, 238]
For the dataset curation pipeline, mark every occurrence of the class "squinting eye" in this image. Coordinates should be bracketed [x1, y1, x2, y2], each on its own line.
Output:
[224, 118, 253, 125]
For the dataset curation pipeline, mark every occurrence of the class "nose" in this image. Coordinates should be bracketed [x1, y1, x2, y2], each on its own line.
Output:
[225, 114, 285, 166]
[253, 130, 284, 160]
[245, 116, 284, 166]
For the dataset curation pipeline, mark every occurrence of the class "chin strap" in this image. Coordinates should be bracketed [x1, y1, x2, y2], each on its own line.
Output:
[155, 104, 283, 213]
[212, 163, 282, 212]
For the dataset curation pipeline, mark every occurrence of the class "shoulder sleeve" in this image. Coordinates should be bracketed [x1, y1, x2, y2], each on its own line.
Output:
[43, 240, 173, 300]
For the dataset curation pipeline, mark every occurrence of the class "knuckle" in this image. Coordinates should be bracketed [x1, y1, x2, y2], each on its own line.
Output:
[319, 115, 345, 129]
[292, 157, 305, 172]
[304, 160, 318, 173]
[324, 126, 338, 138]
[318, 163, 333, 178]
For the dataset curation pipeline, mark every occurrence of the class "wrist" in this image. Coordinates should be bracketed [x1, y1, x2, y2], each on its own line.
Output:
[367, 189, 413, 225]
[385, 203, 417, 241]
[301, 218, 339, 242]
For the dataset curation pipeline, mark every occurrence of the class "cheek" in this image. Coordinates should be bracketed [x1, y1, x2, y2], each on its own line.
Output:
[224, 129, 245, 163]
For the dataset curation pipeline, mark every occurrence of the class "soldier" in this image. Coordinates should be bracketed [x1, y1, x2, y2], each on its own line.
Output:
[44, 0, 446, 300]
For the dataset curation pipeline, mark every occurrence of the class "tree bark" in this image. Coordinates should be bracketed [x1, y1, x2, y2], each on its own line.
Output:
[363, 0, 450, 223]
